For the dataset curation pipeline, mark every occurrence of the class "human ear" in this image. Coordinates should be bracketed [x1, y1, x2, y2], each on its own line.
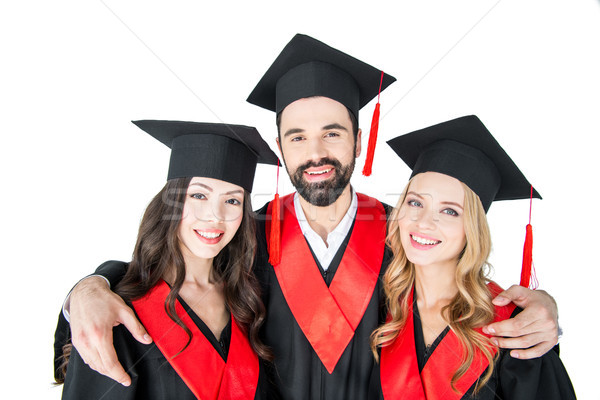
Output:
[355, 128, 362, 158]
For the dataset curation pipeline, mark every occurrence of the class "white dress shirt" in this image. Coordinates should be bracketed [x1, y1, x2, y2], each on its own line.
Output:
[293, 190, 358, 271]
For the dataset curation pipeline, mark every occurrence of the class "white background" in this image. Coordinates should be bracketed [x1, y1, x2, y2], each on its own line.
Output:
[1, 0, 598, 398]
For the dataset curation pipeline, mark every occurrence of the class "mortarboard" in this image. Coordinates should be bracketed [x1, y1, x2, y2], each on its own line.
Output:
[386, 115, 541, 213]
[133, 120, 279, 193]
[247, 33, 396, 122]
[387, 115, 542, 288]
[247, 33, 396, 177]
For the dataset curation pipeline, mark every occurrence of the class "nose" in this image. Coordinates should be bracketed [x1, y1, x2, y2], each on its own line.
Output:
[192, 199, 225, 223]
[209, 202, 226, 223]
[412, 204, 436, 231]
[306, 137, 329, 162]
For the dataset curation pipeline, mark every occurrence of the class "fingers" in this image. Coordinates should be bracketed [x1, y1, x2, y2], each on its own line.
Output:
[491, 284, 530, 306]
[69, 276, 137, 385]
[71, 332, 101, 373]
[74, 330, 132, 386]
[484, 287, 560, 360]
[485, 308, 537, 336]
[119, 307, 152, 345]
[491, 328, 554, 350]
[493, 286, 558, 322]
[508, 341, 557, 360]
[487, 322, 558, 360]
[488, 286, 558, 337]
[484, 304, 558, 338]
[97, 340, 132, 386]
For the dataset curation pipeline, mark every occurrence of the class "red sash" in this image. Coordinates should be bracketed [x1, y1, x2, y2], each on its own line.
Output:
[132, 280, 259, 400]
[266, 192, 386, 373]
[380, 282, 516, 400]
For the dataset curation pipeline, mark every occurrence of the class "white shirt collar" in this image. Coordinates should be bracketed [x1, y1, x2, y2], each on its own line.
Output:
[293, 189, 358, 271]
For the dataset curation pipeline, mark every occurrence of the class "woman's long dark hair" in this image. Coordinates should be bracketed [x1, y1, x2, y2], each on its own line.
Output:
[56, 178, 271, 383]
[116, 177, 272, 361]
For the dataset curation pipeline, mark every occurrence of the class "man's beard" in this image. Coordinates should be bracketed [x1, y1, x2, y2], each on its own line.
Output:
[288, 157, 355, 207]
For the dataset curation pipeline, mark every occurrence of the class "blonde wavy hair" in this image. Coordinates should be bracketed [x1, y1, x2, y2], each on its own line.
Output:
[371, 176, 497, 394]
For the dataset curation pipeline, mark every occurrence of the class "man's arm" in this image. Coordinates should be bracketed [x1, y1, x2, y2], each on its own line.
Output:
[63, 261, 151, 386]
[483, 285, 558, 359]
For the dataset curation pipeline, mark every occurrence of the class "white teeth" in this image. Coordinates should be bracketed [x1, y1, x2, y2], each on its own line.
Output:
[307, 169, 332, 175]
[411, 234, 440, 245]
[196, 231, 222, 239]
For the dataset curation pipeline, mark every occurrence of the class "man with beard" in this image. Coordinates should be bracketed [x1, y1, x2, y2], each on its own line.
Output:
[57, 34, 560, 400]
[245, 35, 557, 398]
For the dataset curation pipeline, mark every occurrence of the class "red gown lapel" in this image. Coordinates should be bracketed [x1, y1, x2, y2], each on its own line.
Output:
[266, 192, 386, 373]
[132, 280, 259, 400]
[218, 318, 260, 400]
[380, 282, 516, 400]
[380, 289, 426, 400]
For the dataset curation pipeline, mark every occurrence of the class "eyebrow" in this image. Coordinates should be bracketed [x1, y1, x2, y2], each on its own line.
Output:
[441, 201, 464, 210]
[406, 191, 464, 210]
[282, 128, 304, 138]
[322, 123, 348, 132]
[189, 182, 212, 192]
[282, 123, 349, 139]
[224, 190, 244, 196]
[189, 183, 243, 196]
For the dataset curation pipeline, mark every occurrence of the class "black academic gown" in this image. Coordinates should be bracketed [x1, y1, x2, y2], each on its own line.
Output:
[59, 292, 273, 400]
[372, 288, 577, 400]
[253, 194, 392, 400]
[55, 194, 392, 400]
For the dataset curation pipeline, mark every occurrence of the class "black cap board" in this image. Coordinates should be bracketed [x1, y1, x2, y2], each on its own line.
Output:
[133, 120, 279, 192]
[386, 115, 541, 212]
[247, 34, 396, 122]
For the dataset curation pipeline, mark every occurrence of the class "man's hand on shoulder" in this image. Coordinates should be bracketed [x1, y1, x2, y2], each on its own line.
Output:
[483, 284, 558, 360]
[69, 276, 152, 386]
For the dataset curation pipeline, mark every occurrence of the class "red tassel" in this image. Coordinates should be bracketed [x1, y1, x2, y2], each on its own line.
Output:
[530, 262, 539, 290]
[520, 185, 537, 288]
[520, 223, 533, 288]
[269, 160, 281, 265]
[362, 102, 380, 176]
[269, 193, 281, 265]
[362, 71, 385, 177]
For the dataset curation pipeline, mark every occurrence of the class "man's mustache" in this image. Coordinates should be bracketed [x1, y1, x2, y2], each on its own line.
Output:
[296, 157, 342, 172]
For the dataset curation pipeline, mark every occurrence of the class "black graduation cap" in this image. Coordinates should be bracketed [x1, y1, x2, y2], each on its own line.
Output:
[246, 33, 396, 121]
[386, 115, 541, 212]
[133, 120, 279, 192]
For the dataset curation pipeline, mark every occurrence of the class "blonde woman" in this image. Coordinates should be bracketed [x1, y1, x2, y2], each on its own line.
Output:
[371, 116, 575, 399]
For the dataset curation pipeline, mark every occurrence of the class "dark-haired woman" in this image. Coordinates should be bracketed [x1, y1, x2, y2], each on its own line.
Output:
[59, 120, 280, 400]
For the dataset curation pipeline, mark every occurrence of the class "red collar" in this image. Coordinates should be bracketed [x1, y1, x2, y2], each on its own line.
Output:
[132, 280, 259, 400]
[380, 282, 516, 399]
[266, 192, 386, 372]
